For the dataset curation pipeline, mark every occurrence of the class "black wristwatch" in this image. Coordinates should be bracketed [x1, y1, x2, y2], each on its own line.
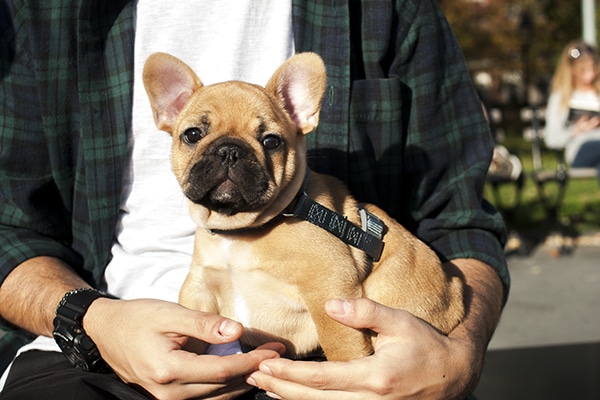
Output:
[53, 288, 117, 373]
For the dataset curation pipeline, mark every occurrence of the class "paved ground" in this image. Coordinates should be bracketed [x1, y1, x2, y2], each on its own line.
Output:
[473, 244, 600, 399]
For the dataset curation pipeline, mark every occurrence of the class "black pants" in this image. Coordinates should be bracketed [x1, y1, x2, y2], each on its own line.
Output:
[0, 351, 271, 400]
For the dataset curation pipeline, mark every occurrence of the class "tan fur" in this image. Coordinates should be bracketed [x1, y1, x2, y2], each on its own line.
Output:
[143, 52, 464, 361]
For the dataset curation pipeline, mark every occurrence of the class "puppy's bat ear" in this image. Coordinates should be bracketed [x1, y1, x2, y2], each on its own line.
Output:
[143, 52, 203, 133]
[265, 52, 327, 135]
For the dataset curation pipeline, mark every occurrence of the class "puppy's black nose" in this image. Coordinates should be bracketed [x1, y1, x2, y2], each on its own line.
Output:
[218, 144, 242, 167]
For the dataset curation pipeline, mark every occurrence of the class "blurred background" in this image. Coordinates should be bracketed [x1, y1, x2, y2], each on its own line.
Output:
[436, 1, 600, 399]
[439, 0, 600, 244]
[440, 0, 593, 109]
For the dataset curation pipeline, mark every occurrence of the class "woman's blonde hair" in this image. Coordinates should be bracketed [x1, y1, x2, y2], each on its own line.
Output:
[550, 40, 600, 109]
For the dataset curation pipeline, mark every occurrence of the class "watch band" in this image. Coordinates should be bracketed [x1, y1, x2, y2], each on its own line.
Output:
[53, 288, 117, 372]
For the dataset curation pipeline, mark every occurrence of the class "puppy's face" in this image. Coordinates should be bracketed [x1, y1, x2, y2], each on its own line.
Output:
[171, 82, 302, 227]
[143, 53, 326, 230]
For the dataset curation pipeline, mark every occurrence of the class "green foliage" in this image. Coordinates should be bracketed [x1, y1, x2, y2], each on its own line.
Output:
[438, 0, 586, 103]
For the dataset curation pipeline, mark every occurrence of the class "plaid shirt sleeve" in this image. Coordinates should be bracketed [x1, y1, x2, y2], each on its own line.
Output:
[294, 0, 510, 296]
[0, 0, 134, 371]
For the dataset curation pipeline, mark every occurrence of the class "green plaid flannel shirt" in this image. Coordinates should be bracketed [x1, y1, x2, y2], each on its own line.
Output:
[0, 0, 509, 372]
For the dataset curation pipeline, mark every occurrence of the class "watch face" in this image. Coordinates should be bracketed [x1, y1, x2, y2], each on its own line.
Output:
[53, 323, 91, 371]
[53, 289, 115, 373]
[65, 344, 90, 371]
[53, 316, 101, 371]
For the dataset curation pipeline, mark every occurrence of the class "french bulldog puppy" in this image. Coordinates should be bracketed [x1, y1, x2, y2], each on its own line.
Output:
[143, 52, 464, 361]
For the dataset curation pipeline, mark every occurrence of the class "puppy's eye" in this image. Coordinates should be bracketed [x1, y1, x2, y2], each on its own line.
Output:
[182, 128, 205, 144]
[262, 135, 281, 150]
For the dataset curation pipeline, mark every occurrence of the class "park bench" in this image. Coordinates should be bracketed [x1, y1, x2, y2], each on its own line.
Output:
[521, 107, 597, 218]
[486, 107, 525, 213]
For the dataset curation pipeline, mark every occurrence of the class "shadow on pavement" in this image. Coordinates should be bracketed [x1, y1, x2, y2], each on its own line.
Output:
[474, 342, 600, 399]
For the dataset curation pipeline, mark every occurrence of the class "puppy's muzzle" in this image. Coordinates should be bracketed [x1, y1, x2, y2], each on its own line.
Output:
[184, 138, 271, 214]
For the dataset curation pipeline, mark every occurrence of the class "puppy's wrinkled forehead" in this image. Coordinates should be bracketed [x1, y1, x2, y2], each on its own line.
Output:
[177, 81, 293, 138]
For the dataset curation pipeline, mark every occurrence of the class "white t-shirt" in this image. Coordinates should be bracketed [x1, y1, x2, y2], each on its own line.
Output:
[0, 0, 294, 388]
[107, 0, 295, 301]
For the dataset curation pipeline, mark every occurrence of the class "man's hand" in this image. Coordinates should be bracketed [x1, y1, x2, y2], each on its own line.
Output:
[247, 259, 504, 400]
[247, 298, 469, 400]
[85, 298, 285, 400]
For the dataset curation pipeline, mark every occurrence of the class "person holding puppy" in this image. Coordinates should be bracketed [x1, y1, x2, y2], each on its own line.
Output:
[0, 1, 509, 399]
[545, 40, 600, 178]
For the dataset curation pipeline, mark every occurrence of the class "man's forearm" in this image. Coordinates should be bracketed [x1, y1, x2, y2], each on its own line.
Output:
[449, 258, 504, 338]
[0, 256, 90, 337]
[444, 258, 505, 395]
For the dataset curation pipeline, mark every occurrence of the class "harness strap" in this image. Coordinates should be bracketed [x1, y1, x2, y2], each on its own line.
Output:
[283, 171, 385, 261]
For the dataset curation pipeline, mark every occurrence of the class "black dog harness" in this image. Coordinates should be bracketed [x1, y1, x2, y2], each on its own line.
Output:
[283, 169, 385, 262]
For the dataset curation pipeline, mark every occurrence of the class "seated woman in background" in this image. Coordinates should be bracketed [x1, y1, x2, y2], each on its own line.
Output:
[545, 40, 600, 179]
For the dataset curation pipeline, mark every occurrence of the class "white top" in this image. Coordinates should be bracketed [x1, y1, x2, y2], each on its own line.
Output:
[1, 0, 294, 388]
[544, 90, 600, 164]
[108, 0, 294, 301]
